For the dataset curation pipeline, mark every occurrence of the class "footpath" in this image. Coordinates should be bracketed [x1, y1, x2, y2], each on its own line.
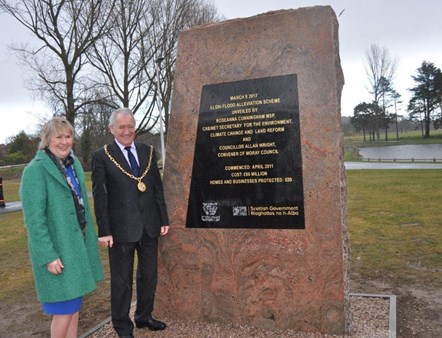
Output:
[0, 192, 93, 214]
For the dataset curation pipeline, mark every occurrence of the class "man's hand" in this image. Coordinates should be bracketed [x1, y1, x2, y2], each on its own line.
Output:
[98, 235, 114, 247]
[160, 226, 169, 236]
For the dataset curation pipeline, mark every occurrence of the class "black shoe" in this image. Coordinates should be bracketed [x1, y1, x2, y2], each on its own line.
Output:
[136, 315, 167, 331]
[119, 335, 134, 338]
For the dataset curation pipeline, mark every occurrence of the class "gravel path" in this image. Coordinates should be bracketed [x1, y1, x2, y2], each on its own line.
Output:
[84, 295, 390, 338]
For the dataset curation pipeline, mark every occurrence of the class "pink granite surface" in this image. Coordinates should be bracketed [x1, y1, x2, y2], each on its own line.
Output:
[157, 6, 348, 335]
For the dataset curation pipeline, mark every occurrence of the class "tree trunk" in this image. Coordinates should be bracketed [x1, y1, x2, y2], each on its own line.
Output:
[66, 66, 76, 126]
[424, 111, 431, 138]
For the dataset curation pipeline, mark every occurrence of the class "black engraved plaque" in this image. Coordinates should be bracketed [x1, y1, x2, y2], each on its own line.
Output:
[186, 74, 304, 229]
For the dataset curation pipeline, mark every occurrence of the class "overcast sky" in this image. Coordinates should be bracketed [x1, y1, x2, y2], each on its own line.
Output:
[1, 0, 441, 143]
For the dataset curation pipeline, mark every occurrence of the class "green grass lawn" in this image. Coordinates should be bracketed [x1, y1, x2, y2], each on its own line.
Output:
[0, 167, 106, 332]
[1, 169, 441, 337]
[347, 170, 442, 288]
[1, 170, 441, 296]
[1, 178, 21, 202]
[0, 196, 111, 331]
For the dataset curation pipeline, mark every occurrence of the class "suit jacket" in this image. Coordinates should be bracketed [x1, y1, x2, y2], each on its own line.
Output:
[91, 141, 169, 242]
[20, 150, 103, 303]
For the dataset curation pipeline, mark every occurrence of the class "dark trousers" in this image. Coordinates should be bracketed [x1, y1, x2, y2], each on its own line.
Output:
[108, 231, 158, 336]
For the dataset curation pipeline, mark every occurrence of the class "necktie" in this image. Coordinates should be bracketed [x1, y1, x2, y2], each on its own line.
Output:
[125, 146, 140, 176]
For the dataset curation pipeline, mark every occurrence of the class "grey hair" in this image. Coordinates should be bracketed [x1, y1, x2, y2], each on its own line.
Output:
[109, 107, 136, 127]
[38, 117, 74, 150]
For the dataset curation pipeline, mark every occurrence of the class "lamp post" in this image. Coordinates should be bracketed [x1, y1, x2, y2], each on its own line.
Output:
[392, 91, 401, 141]
[155, 56, 166, 168]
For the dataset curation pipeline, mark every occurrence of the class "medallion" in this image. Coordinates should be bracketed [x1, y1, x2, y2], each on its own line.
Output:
[104, 144, 154, 193]
[137, 181, 147, 192]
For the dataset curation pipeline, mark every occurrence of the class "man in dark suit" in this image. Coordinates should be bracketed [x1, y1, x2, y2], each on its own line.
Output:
[92, 107, 169, 338]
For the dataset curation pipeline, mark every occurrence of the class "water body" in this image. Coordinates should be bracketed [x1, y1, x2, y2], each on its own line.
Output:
[359, 144, 442, 161]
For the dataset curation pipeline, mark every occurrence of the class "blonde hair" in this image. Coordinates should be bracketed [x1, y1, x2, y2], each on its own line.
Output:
[38, 117, 75, 150]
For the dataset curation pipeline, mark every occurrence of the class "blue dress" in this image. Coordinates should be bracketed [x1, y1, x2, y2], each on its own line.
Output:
[43, 297, 83, 315]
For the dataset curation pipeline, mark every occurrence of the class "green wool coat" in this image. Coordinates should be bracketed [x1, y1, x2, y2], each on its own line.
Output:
[20, 150, 103, 303]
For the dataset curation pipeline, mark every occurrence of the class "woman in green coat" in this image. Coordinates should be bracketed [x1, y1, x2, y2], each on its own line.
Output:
[20, 117, 103, 338]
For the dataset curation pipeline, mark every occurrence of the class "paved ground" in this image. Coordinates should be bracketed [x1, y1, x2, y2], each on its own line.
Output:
[344, 162, 442, 170]
[0, 192, 92, 214]
[0, 200, 21, 213]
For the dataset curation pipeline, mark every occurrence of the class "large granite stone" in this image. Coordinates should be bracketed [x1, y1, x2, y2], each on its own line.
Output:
[157, 6, 349, 335]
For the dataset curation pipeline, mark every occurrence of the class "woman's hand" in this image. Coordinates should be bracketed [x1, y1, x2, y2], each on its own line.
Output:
[47, 258, 64, 275]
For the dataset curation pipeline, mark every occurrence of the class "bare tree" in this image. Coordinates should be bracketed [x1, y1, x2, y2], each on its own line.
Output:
[77, 98, 114, 165]
[150, 0, 222, 136]
[365, 44, 397, 140]
[87, 0, 159, 135]
[87, 0, 221, 136]
[0, 0, 116, 126]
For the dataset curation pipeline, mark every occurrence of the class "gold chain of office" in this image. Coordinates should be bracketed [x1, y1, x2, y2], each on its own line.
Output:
[104, 144, 153, 192]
